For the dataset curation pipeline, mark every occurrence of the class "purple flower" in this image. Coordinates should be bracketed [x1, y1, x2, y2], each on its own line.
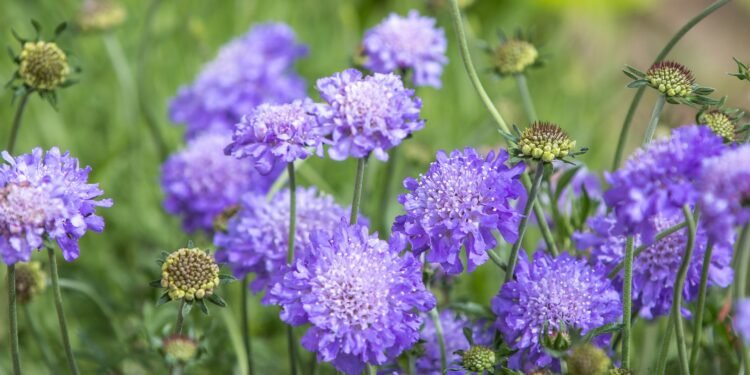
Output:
[417, 309, 493, 375]
[214, 186, 359, 294]
[0, 148, 112, 264]
[224, 99, 326, 175]
[491, 251, 621, 372]
[161, 132, 280, 233]
[734, 299, 750, 345]
[314, 69, 424, 161]
[576, 213, 733, 319]
[392, 148, 525, 274]
[266, 222, 435, 374]
[604, 125, 726, 242]
[699, 144, 750, 246]
[362, 10, 447, 88]
[169, 23, 308, 139]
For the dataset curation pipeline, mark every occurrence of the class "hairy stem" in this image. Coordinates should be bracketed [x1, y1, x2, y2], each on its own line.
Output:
[673, 205, 697, 375]
[241, 278, 254, 375]
[429, 308, 447, 374]
[689, 242, 713, 371]
[175, 299, 185, 335]
[608, 221, 687, 278]
[350, 158, 366, 225]
[736, 225, 750, 374]
[7, 264, 21, 375]
[505, 162, 545, 282]
[642, 95, 666, 145]
[48, 247, 80, 375]
[287, 326, 299, 375]
[656, 314, 674, 375]
[8, 91, 31, 154]
[287, 163, 297, 264]
[622, 236, 635, 368]
[514, 73, 537, 122]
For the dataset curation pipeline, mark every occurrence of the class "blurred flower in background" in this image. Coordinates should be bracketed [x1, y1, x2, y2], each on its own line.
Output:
[77, 0, 126, 33]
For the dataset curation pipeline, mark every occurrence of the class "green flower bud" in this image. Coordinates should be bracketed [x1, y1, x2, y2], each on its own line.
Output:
[516, 122, 576, 162]
[161, 248, 220, 301]
[19, 41, 69, 90]
[493, 39, 538, 76]
[567, 344, 612, 375]
[699, 110, 736, 141]
[163, 335, 198, 363]
[461, 345, 495, 372]
[14, 261, 46, 305]
[646, 61, 694, 98]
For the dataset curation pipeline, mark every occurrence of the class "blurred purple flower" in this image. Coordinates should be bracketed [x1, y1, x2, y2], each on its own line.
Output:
[0, 148, 112, 264]
[735, 299, 750, 345]
[417, 309, 493, 375]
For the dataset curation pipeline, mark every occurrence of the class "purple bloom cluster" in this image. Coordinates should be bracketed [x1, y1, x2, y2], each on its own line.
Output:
[224, 99, 326, 174]
[362, 10, 447, 88]
[169, 23, 308, 139]
[576, 213, 733, 319]
[417, 309, 493, 375]
[266, 223, 435, 374]
[393, 148, 525, 274]
[735, 299, 750, 345]
[161, 132, 279, 233]
[604, 125, 726, 242]
[314, 69, 424, 161]
[0, 148, 112, 264]
[492, 251, 621, 372]
[214, 186, 356, 293]
[699, 144, 750, 246]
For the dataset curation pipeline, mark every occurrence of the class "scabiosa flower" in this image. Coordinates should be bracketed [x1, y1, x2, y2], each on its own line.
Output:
[362, 10, 447, 88]
[214, 186, 359, 293]
[491, 251, 621, 372]
[699, 145, 750, 246]
[18, 40, 69, 91]
[169, 23, 308, 139]
[417, 309, 493, 375]
[734, 299, 750, 345]
[265, 222, 435, 375]
[566, 344, 611, 375]
[492, 38, 539, 76]
[513, 122, 577, 163]
[163, 335, 199, 363]
[460, 346, 496, 373]
[575, 213, 733, 319]
[161, 132, 280, 233]
[224, 99, 326, 174]
[646, 61, 694, 97]
[314, 69, 424, 161]
[13, 261, 46, 304]
[160, 248, 220, 301]
[0, 148, 112, 264]
[698, 110, 737, 141]
[392, 148, 525, 274]
[604, 125, 726, 242]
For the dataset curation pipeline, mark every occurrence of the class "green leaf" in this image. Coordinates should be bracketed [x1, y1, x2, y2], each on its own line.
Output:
[54, 22, 67, 38]
[30, 19, 41, 35]
[553, 165, 582, 203]
[207, 293, 227, 308]
[219, 273, 237, 285]
[580, 323, 623, 343]
[626, 79, 648, 88]
[11, 28, 26, 44]
[447, 301, 494, 318]
[156, 259, 164, 266]
[182, 300, 193, 315]
[462, 327, 475, 346]
[187, 240, 195, 248]
[149, 279, 162, 288]
[156, 292, 171, 306]
[197, 299, 209, 315]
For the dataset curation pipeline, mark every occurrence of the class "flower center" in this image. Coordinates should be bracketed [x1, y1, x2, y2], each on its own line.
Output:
[342, 80, 391, 121]
[19, 41, 70, 90]
[379, 20, 433, 55]
[161, 248, 220, 301]
[646, 61, 694, 97]
[494, 39, 538, 75]
[0, 182, 57, 236]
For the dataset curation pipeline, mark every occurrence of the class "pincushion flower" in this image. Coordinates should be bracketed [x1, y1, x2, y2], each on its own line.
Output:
[314, 69, 424, 161]
[214, 187, 360, 293]
[392, 147, 525, 274]
[575, 213, 733, 319]
[224, 98, 326, 174]
[170, 23, 308, 139]
[734, 299, 750, 345]
[417, 309, 493, 375]
[161, 132, 280, 233]
[362, 10, 447, 88]
[604, 125, 725, 242]
[491, 251, 621, 372]
[698, 145, 750, 246]
[265, 222, 435, 374]
[0, 148, 112, 264]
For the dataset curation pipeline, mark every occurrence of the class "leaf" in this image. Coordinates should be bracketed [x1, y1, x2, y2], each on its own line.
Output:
[219, 273, 237, 285]
[463, 327, 475, 346]
[54, 22, 67, 38]
[447, 301, 494, 318]
[156, 292, 171, 306]
[30, 19, 41, 35]
[197, 299, 209, 315]
[207, 293, 227, 308]
[149, 279, 163, 288]
[553, 165, 582, 203]
[186, 240, 195, 248]
[182, 300, 193, 315]
[581, 323, 623, 343]
[156, 259, 164, 266]
[626, 79, 648, 88]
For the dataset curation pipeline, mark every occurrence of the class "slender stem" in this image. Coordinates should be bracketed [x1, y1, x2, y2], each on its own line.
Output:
[376, 149, 398, 235]
[622, 236, 635, 368]
[656, 314, 674, 375]
[47, 247, 80, 375]
[505, 162, 545, 282]
[736, 225, 750, 375]
[8, 91, 31, 154]
[514, 73, 537, 122]
[286, 326, 299, 375]
[102, 33, 136, 122]
[611, 0, 730, 169]
[487, 249, 507, 271]
[689, 243, 713, 371]
[367, 365, 377, 375]
[287, 163, 297, 264]
[175, 299, 185, 335]
[673, 205, 697, 375]
[7, 265, 21, 375]
[608, 221, 687, 278]
[428, 308, 447, 374]
[350, 158, 366, 225]
[22, 305, 57, 374]
[527, 178, 559, 256]
[241, 278, 253, 375]
[642, 95, 666, 145]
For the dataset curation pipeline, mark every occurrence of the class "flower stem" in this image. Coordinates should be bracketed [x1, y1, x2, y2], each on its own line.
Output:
[102, 33, 137, 123]
[622, 236, 635, 368]
[350, 158, 366, 225]
[689, 242, 713, 371]
[610, 0, 729, 169]
[656, 313, 674, 375]
[286, 326, 299, 375]
[735, 225, 750, 374]
[407, 351, 416, 375]
[241, 277, 254, 375]
[608, 221, 687, 278]
[514, 73, 537, 122]
[428, 308, 447, 374]
[642, 95, 666, 146]
[505, 162, 545, 283]
[376, 149, 399, 235]
[175, 299, 185, 335]
[673, 205, 697, 375]
[7, 91, 31, 154]
[47, 247, 80, 375]
[287, 163, 297, 263]
[7, 264, 21, 375]
[487, 249, 507, 271]
[22, 304, 57, 373]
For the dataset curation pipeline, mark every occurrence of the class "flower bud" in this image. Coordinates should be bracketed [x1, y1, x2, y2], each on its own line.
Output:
[14, 261, 46, 304]
[461, 345, 495, 372]
[19, 41, 69, 90]
[516, 122, 576, 162]
[567, 344, 612, 375]
[160, 248, 220, 301]
[163, 335, 198, 363]
[493, 39, 538, 76]
[646, 61, 694, 98]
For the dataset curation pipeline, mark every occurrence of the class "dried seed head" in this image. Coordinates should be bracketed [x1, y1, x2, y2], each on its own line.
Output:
[646, 61, 694, 97]
[567, 344, 612, 375]
[517, 121, 576, 162]
[19, 41, 69, 90]
[160, 248, 220, 301]
[14, 261, 46, 304]
[461, 345, 496, 372]
[699, 110, 735, 141]
[493, 39, 538, 75]
[163, 335, 198, 363]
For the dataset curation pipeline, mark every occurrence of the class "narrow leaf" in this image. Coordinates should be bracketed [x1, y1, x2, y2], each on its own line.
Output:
[207, 293, 227, 307]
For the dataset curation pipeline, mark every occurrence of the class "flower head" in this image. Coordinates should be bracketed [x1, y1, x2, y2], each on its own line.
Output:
[734, 299, 750, 345]
[266, 222, 435, 375]
[646, 61, 694, 97]
[492, 251, 621, 372]
[567, 344, 611, 375]
[514, 122, 577, 162]
[698, 145, 750, 246]
[314, 69, 424, 161]
[362, 10, 447, 88]
[493, 39, 538, 76]
[604, 125, 726, 242]
[698, 110, 736, 141]
[14, 261, 46, 304]
[393, 148, 525, 274]
[417, 309, 493, 375]
[161, 132, 280, 233]
[0, 148, 112, 265]
[170, 23, 308, 139]
[19, 41, 69, 90]
[461, 346, 496, 373]
[214, 187, 359, 293]
[160, 248, 220, 301]
[575, 213, 733, 319]
[163, 335, 199, 363]
[77, 0, 126, 32]
[224, 99, 326, 174]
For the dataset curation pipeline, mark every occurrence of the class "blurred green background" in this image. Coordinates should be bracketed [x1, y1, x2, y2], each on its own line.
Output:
[1, 0, 749, 373]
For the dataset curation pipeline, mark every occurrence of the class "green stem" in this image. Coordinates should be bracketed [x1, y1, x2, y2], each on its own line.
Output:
[689, 243, 713, 371]
[102, 33, 136, 123]
[367, 364, 377, 375]
[376, 149, 398, 235]
[287, 163, 297, 264]
[241, 278, 253, 375]
[514, 73, 537, 122]
[350, 158, 366, 225]
[8, 91, 31, 154]
[175, 299, 185, 335]
[656, 314, 674, 375]
[407, 352, 416, 375]
[22, 304, 57, 374]
[622, 236, 635, 368]
[487, 249, 507, 271]
[673, 205, 697, 375]
[608, 221, 687, 278]
[505, 162, 545, 282]
[735, 225, 750, 375]
[611, 0, 730, 169]
[7, 264, 21, 375]
[642, 95, 666, 145]
[428, 308, 447, 374]
[286, 326, 299, 375]
[527, 177, 559, 256]
[47, 247, 80, 375]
